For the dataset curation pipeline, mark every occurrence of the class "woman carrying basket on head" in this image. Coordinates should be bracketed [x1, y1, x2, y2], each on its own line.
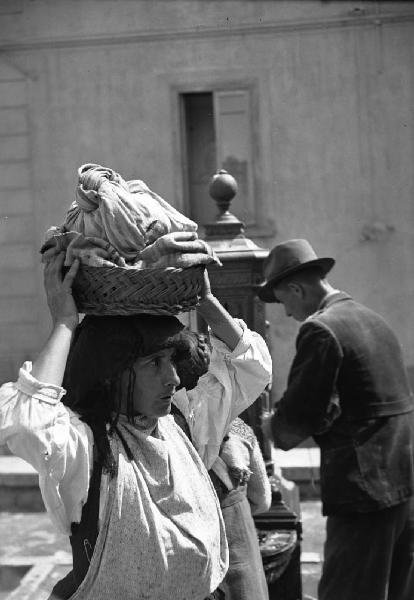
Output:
[0, 248, 272, 600]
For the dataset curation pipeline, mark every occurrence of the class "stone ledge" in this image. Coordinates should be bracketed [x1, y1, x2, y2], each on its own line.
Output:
[0, 456, 43, 511]
[0, 449, 321, 484]
[0, 449, 322, 508]
[0, 456, 38, 487]
[272, 447, 320, 500]
[273, 447, 320, 481]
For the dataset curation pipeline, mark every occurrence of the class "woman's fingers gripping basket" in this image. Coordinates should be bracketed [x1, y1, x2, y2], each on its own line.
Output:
[42, 249, 80, 328]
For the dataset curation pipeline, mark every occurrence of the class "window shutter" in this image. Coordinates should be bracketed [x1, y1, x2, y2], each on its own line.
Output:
[213, 90, 255, 225]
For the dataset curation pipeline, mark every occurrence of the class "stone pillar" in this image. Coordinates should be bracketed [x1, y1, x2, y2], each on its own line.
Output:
[200, 170, 303, 600]
[200, 169, 272, 459]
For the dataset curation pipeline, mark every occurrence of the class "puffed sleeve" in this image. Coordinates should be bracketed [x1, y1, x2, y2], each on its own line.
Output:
[0, 362, 93, 533]
[173, 320, 272, 469]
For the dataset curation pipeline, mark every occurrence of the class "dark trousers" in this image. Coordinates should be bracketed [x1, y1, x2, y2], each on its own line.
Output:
[319, 498, 414, 600]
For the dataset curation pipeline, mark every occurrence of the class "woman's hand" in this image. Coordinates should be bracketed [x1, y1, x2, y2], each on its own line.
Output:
[43, 250, 79, 330]
[200, 268, 213, 302]
[31, 251, 80, 384]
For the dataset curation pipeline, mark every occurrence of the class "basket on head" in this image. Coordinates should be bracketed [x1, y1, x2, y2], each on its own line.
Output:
[71, 263, 205, 316]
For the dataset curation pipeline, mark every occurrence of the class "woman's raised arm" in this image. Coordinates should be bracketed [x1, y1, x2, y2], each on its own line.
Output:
[32, 251, 79, 385]
[196, 270, 243, 351]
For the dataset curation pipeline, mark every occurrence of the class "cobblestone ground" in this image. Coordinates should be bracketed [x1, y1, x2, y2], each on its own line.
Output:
[300, 501, 326, 599]
[0, 501, 325, 599]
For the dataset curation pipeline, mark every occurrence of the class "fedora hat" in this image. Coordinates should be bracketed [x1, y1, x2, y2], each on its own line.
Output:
[258, 239, 335, 303]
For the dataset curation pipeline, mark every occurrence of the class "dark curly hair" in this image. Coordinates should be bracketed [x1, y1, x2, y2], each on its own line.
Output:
[62, 314, 210, 476]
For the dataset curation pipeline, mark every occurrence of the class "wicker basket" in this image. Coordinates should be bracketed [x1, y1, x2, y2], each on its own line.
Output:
[71, 263, 205, 316]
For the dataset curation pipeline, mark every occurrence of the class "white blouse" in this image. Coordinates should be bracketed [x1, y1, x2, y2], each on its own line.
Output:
[0, 320, 271, 534]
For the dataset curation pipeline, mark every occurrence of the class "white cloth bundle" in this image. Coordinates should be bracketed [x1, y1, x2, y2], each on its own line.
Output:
[43, 163, 220, 269]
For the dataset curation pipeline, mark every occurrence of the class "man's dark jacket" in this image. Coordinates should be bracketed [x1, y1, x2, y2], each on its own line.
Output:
[271, 292, 414, 515]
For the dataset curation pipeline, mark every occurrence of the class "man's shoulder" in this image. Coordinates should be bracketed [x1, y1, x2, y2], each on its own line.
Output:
[306, 293, 395, 341]
[297, 315, 339, 346]
[309, 292, 366, 323]
[299, 293, 356, 340]
[304, 292, 351, 324]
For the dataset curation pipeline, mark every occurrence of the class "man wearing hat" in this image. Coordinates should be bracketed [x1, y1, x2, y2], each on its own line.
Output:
[259, 239, 414, 600]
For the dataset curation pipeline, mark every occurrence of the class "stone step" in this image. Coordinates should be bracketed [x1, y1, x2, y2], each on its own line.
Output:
[272, 447, 320, 501]
[0, 448, 321, 512]
[273, 447, 320, 480]
[0, 456, 43, 512]
[0, 449, 321, 485]
[0, 456, 37, 485]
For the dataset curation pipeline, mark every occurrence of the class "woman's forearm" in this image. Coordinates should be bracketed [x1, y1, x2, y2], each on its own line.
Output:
[31, 322, 76, 386]
[196, 293, 242, 351]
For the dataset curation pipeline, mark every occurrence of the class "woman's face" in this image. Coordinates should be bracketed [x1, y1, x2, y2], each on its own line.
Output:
[122, 347, 181, 418]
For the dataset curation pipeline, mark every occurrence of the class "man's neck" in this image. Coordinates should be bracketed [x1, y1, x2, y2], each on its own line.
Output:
[317, 284, 341, 309]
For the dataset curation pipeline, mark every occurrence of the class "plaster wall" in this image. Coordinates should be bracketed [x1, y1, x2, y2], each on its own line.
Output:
[0, 1, 413, 402]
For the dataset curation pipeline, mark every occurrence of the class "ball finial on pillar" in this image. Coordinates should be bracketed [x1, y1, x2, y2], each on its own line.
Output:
[205, 169, 244, 239]
[208, 169, 238, 216]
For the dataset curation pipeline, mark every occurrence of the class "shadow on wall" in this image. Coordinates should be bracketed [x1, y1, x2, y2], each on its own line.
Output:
[0, 445, 11, 456]
[0, 357, 20, 387]
[407, 365, 414, 395]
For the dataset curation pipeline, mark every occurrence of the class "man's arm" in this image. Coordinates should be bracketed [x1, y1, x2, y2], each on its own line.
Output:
[270, 321, 343, 450]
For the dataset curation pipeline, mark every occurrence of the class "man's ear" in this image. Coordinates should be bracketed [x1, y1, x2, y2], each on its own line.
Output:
[287, 281, 303, 298]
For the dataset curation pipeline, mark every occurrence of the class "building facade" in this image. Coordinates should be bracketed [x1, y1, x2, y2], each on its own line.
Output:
[0, 0, 414, 405]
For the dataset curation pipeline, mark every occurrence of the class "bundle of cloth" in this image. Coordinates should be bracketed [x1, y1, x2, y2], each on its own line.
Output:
[41, 163, 220, 269]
